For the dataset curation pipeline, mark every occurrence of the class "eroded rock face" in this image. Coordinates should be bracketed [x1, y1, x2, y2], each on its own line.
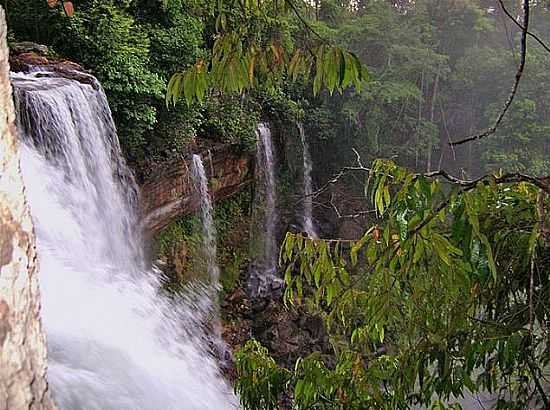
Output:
[141, 145, 254, 236]
[9, 42, 97, 89]
[0, 10, 57, 410]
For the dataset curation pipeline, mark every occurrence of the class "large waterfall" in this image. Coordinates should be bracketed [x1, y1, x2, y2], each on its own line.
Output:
[298, 123, 318, 239]
[12, 71, 237, 409]
[248, 123, 280, 297]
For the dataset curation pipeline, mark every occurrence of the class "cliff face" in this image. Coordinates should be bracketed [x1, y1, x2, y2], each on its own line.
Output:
[141, 145, 254, 236]
[0, 12, 57, 410]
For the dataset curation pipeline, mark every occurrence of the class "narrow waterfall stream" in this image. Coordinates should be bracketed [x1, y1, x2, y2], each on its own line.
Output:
[190, 154, 228, 361]
[248, 123, 280, 297]
[192, 154, 221, 287]
[12, 71, 237, 410]
[298, 123, 318, 239]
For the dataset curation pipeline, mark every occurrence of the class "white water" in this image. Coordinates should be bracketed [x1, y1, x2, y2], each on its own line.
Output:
[190, 154, 227, 357]
[12, 71, 237, 410]
[298, 123, 318, 239]
[192, 154, 221, 287]
[248, 123, 280, 297]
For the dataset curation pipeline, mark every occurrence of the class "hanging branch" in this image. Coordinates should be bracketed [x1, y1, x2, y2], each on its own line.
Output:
[284, 0, 327, 43]
[450, 0, 530, 146]
[422, 169, 550, 194]
[497, 0, 550, 54]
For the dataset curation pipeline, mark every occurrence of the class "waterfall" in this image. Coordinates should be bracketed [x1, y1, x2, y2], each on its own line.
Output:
[190, 154, 226, 359]
[248, 123, 280, 297]
[12, 71, 237, 410]
[192, 154, 220, 287]
[298, 123, 318, 239]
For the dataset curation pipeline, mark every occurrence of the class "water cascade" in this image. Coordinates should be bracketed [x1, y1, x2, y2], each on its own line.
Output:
[298, 123, 318, 239]
[12, 70, 237, 410]
[248, 123, 280, 297]
[190, 154, 227, 359]
[191, 154, 221, 288]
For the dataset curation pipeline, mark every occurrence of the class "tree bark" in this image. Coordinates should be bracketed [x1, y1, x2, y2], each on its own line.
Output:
[0, 8, 57, 410]
[426, 72, 439, 173]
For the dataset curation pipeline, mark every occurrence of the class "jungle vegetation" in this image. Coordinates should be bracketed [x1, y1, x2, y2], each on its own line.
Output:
[7, 0, 550, 408]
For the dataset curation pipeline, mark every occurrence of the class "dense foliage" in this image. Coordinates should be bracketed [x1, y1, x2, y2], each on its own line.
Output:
[230, 1, 550, 408]
[237, 162, 550, 409]
[8, 0, 550, 408]
[7, 0, 297, 169]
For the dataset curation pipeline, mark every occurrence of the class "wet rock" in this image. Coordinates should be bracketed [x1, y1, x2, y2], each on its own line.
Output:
[141, 145, 254, 236]
[9, 52, 49, 71]
[338, 219, 365, 240]
[251, 298, 330, 369]
[9, 47, 93, 88]
[10, 42, 49, 55]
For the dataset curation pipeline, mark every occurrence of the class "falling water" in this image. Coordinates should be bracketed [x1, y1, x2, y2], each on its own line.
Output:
[12, 70, 237, 410]
[190, 154, 226, 357]
[248, 123, 280, 297]
[192, 154, 220, 287]
[298, 123, 318, 239]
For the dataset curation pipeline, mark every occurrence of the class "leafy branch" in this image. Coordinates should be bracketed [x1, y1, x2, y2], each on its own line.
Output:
[166, 1, 366, 106]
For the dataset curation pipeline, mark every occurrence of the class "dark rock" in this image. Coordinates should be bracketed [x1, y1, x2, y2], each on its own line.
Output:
[9, 46, 92, 87]
[338, 219, 365, 240]
[250, 298, 331, 369]
[10, 52, 49, 72]
[11, 42, 48, 55]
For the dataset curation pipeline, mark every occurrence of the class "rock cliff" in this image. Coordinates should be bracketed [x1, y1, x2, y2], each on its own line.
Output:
[141, 145, 254, 236]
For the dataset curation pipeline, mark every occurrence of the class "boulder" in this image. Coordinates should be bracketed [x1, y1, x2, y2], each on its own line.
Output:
[10, 41, 49, 55]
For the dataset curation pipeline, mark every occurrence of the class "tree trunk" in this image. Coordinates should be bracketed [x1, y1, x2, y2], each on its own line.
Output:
[415, 70, 424, 170]
[0, 8, 57, 409]
[426, 72, 440, 173]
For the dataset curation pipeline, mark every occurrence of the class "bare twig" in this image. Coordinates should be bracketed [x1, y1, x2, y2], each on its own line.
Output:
[526, 357, 550, 409]
[284, 0, 326, 43]
[497, 0, 550, 54]
[420, 169, 550, 194]
[307, 165, 370, 200]
[450, 0, 530, 146]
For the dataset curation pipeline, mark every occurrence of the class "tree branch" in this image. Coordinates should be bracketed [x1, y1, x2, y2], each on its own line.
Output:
[284, 0, 326, 43]
[526, 357, 550, 409]
[409, 170, 550, 236]
[450, 0, 530, 146]
[421, 169, 550, 194]
[497, 0, 550, 54]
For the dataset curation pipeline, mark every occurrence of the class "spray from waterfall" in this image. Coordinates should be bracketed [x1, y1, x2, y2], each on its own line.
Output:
[12, 70, 237, 410]
[248, 123, 280, 297]
[298, 123, 318, 239]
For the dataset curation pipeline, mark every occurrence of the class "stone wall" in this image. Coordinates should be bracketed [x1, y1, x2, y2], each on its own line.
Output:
[141, 144, 254, 236]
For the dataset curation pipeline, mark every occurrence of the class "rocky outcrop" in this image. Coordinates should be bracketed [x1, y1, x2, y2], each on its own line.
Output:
[9, 42, 98, 89]
[0, 10, 57, 409]
[141, 144, 254, 236]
